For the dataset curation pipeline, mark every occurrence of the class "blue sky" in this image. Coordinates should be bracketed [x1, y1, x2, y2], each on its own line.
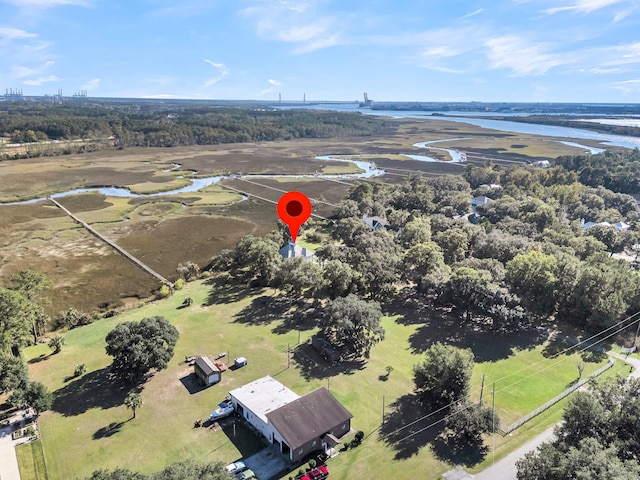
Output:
[1, 0, 640, 102]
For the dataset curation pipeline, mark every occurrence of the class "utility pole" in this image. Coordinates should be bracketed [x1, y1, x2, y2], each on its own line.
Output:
[287, 343, 290, 368]
[492, 382, 496, 468]
[479, 374, 485, 404]
[382, 395, 385, 425]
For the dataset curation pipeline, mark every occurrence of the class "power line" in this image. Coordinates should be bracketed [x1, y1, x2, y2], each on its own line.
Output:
[376, 311, 640, 443]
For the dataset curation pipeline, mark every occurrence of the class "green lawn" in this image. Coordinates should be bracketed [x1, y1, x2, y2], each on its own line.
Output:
[16, 440, 49, 480]
[471, 345, 609, 425]
[22, 279, 633, 480]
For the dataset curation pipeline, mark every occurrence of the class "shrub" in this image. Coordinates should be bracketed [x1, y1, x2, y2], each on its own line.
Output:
[174, 278, 185, 290]
[308, 459, 316, 469]
[157, 285, 171, 298]
[74, 364, 86, 377]
[201, 270, 211, 279]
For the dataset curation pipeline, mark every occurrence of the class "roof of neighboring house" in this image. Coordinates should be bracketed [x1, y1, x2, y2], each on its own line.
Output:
[279, 242, 315, 259]
[194, 356, 219, 376]
[230, 376, 300, 424]
[266, 387, 353, 450]
[363, 215, 389, 228]
[471, 196, 493, 205]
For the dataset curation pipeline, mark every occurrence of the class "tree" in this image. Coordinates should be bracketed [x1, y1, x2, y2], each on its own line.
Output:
[320, 295, 384, 358]
[233, 235, 281, 286]
[398, 217, 431, 247]
[8, 381, 53, 414]
[506, 250, 557, 316]
[413, 343, 474, 409]
[321, 260, 357, 299]
[85, 460, 233, 480]
[87, 469, 145, 480]
[0, 352, 28, 392]
[11, 269, 52, 341]
[0, 288, 38, 354]
[105, 316, 179, 382]
[274, 258, 322, 297]
[48, 336, 65, 354]
[148, 460, 232, 480]
[177, 262, 200, 281]
[124, 391, 143, 419]
[445, 402, 497, 449]
[59, 307, 92, 329]
[403, 241, 445, 279]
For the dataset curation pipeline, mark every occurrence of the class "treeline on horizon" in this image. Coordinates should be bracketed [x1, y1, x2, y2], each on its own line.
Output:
[0, 102, 385, 158]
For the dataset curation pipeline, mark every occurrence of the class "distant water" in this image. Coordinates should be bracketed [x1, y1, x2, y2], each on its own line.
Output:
[278, 104, 640, 150]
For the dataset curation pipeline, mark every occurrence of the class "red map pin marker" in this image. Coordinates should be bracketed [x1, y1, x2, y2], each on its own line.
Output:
[277, 191, 312, 244]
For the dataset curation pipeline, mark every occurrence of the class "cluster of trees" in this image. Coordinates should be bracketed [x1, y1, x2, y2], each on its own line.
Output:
[517, 377, 640, 479]
[0, 269, 52, 351]
[86, 459, 233, 480]
[0, 270, 55, 414]
[215, 162, 640, 359]
[0, 102, 385, 159]
[554, 149, 640, 194]
[413, 343, 497, 451]
[213, 232, 385, 358]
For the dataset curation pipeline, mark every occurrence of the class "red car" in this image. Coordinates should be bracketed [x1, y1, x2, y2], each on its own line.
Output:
[300, 466, 329, 480]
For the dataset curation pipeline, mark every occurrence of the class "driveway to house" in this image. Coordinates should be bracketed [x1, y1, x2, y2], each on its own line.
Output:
[243, 445, 291, 480]
[0, 425, 21, 480]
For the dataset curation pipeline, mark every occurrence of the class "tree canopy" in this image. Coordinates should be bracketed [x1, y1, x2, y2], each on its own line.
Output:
[105, 316, 179, 382]
[320, 295, 385, 358]
[516, 377, 640, 479]
[413, 342, 475, 409]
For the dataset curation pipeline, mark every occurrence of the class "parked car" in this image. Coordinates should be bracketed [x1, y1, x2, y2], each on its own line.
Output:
[301, 466, 329, 480]
[235, 469, 255, 480]
[209, 401, 234, 420]
[225, 461, 246, 475]
[234, 356, 247, 368]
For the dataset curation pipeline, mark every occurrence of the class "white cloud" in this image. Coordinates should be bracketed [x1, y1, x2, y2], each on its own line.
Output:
[12, 60, 54, 78]
[485, 36, 566, 75]
[22, 75, 59, 86]
[82, 78, 100, 91]
[0, 27, 37, 40]
[241, 1, 342, 54]
[268, 79, 282, 86]
[543, 0, 628, 14]
[460, 8, 484, 19]
[200, 59, 229, 89]
[203, 59, 224, 68]
[613, 79, 640, 94]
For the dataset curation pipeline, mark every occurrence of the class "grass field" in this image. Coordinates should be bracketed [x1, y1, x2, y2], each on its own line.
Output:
[16, 439, 49, 480]
[21, 278, 632, 480]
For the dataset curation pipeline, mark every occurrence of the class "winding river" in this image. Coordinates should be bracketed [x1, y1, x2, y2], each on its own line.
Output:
[1, 158, 385, 206]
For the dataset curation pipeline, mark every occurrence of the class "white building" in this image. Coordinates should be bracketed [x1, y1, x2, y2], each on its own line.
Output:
[229, 376, 300, 440]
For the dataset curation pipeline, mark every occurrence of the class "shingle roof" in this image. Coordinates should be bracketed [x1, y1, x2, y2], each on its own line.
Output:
[266, 387, 353, 449]
[194, 356, 219, 376]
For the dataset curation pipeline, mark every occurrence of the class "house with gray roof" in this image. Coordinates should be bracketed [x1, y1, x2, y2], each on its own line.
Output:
[229, 376, 352, 463]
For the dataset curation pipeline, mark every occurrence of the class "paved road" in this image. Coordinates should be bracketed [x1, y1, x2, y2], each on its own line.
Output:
[0, 426, 21, 480]
[445, 352, 640, 480]
[473, 426, 556, 480]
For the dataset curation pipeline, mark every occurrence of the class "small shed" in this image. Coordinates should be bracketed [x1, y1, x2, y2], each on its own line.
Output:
[194, 356, 221, 387]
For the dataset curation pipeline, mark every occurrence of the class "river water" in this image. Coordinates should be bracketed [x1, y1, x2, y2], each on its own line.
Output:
[277, 103, 640, 150]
